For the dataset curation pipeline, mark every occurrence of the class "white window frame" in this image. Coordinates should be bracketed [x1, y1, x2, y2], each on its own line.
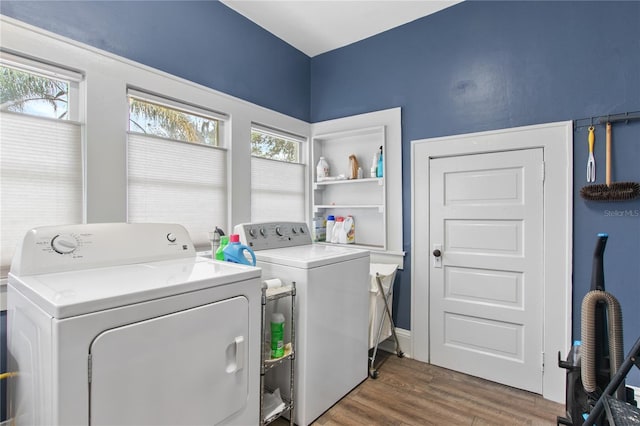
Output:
[0, 52, 85, 279]
[126, 89, 230, 250]
[250, 123, 307, 222]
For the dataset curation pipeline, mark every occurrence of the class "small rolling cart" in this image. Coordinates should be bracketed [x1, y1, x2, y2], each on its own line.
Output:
[260, 281, 296, 426]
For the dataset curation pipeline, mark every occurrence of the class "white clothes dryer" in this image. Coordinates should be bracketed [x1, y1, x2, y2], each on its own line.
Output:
[235, 222, 370, 426]
[7, 223, 261, 426]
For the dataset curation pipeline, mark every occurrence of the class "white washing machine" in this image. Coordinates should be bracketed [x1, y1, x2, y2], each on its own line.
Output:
[7, 223, 261, 425]
[235, 221, 370, 426]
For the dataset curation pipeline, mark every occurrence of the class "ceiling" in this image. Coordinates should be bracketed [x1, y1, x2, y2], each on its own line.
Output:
[220, 1, 462, 57]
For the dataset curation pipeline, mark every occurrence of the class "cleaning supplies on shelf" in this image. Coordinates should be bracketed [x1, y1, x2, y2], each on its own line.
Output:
[376, 146, 383, 178]
[330, 216, 344, 243]
[344, 215, 355, 244]
[316, 157, 330, 181]
[270, 312, 285, 358]
[223, 234, 256, 266]
[312, 216, 326, 242]
[215, 235, 229, 260]
[371, 151, 379, 178]
[325, 215, 335, 242]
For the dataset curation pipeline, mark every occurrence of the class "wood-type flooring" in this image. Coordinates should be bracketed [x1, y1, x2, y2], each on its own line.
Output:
[273, 351, 565, 425]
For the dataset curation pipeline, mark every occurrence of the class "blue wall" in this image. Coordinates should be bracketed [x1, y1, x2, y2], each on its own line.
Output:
[2, 0, 639, 387]
[0, 0, 311, 121]
[311, 1, 640, 385]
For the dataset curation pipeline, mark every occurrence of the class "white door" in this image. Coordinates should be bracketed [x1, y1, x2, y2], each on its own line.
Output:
[89, 296, 249, 426]
[429, 148, 544, 393]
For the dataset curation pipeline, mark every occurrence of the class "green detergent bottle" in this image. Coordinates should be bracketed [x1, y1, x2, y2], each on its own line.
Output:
[271, 312, 285, 358]
[215, 236, 229, 260]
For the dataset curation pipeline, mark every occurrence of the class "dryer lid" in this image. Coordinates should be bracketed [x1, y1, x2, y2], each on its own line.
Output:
[9, 257, 260, 318]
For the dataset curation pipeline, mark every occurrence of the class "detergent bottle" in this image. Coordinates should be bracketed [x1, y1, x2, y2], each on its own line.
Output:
[223, 234, 257, 266]
[270, 312, 285, 358]
[215, 236, 229, 261]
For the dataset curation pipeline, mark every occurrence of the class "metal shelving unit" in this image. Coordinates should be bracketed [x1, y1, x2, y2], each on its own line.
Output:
[260, 282, 296, 426]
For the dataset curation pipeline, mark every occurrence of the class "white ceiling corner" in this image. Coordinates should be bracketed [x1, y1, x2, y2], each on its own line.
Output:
[220, 1, 462, 57]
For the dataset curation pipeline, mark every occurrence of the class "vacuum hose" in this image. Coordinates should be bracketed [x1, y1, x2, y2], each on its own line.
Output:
[581, 289, 625, 399]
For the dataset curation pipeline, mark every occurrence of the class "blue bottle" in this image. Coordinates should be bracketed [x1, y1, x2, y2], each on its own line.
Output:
[223, 234, 257, 266]
[376, 146, 383, 178]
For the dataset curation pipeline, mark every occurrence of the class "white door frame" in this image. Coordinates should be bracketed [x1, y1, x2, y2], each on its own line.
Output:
[410, 121, 573, 403]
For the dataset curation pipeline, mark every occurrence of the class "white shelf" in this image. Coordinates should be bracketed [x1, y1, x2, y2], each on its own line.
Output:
[313, 125, 383, 141]
[314, 204, 384, 212]
[314, 177, 383, 188]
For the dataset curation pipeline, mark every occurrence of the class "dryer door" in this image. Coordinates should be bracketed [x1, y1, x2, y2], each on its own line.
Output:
[89, 296, 249, 425]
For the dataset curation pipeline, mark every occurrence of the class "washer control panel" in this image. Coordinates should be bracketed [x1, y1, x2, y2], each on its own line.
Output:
[10, 223, 195, 276]
[234, 222, 312, 250]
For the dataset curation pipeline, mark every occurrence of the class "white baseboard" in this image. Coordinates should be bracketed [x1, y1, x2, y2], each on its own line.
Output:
[376, 327, 412, 358]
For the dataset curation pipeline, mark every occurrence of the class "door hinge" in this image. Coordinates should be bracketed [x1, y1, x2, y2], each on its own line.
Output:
[541, 351, 545, 373]
[88, 354, 92, 383]
[541, 161, 546, 182]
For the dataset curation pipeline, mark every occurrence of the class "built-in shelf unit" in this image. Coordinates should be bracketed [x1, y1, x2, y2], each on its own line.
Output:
[310, 108, 405, 267]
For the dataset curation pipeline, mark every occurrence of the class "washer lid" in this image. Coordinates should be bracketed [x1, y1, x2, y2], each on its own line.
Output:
[254, 244, 369, 269]
[8, 257, 260, 319]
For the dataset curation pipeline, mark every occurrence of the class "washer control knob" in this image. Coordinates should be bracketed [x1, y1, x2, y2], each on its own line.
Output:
[299, 227, 306, 234]
[51, 234, 78, 254]
[260, 228, 267, 237]
[275, 226, 283, 236]
[291, 227, 297, 234]
[249, 228, 257, 238]
[167, 233, 177, 243]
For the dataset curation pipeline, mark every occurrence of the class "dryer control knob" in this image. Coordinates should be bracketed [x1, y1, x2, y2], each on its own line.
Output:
[260, 228, 267, 237]
[51, 234, 78, 254]
[275, 226, 283, 236]
[167, 233, 177, 243]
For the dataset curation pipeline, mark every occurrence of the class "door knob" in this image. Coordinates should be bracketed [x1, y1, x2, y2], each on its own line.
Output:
[433, 249, 441, 257]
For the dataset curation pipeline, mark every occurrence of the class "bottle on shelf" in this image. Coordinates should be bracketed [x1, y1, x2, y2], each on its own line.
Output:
[316, 157, 330, 181]
[331, 216, 344, 243]
[376, 146, 383, 178]
[344, 215, 355, 244]
[325, 215, 335, 243]
[370, 151, 379, 178]
[270, 312, 285, 358]
[312, 216, 326, 242]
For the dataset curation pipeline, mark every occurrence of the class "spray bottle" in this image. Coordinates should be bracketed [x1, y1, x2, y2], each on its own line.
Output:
[376, 146, 383, 178]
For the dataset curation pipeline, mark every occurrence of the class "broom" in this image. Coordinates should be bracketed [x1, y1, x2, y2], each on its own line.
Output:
[580, 122, 640, 201]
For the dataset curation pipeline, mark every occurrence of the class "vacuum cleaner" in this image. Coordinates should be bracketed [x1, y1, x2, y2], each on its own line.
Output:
[558, 233, 637, 425]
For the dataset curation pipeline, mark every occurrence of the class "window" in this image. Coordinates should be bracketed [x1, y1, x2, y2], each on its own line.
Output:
[250, 125, 306, 222]
[126, 89, 228, 250]
[0, 53, 83, 277]
[128, 89, 220, 146]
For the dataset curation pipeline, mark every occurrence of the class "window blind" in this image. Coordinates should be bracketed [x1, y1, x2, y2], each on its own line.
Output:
[0, 112, 83, 277]
[127, 133, 227, 250]
[251, 156, 306, 222]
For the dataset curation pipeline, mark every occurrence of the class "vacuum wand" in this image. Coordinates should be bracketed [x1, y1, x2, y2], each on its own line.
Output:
[590, 233, 608, 291]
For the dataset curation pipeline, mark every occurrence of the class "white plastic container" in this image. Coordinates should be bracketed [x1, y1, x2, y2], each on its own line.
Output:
[316, 157, 329, 181]
[331, 216, 344, 243]
[325, 215, 335, 243]
[344, 216, 355, 244]
[312, 216, 326, 242]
